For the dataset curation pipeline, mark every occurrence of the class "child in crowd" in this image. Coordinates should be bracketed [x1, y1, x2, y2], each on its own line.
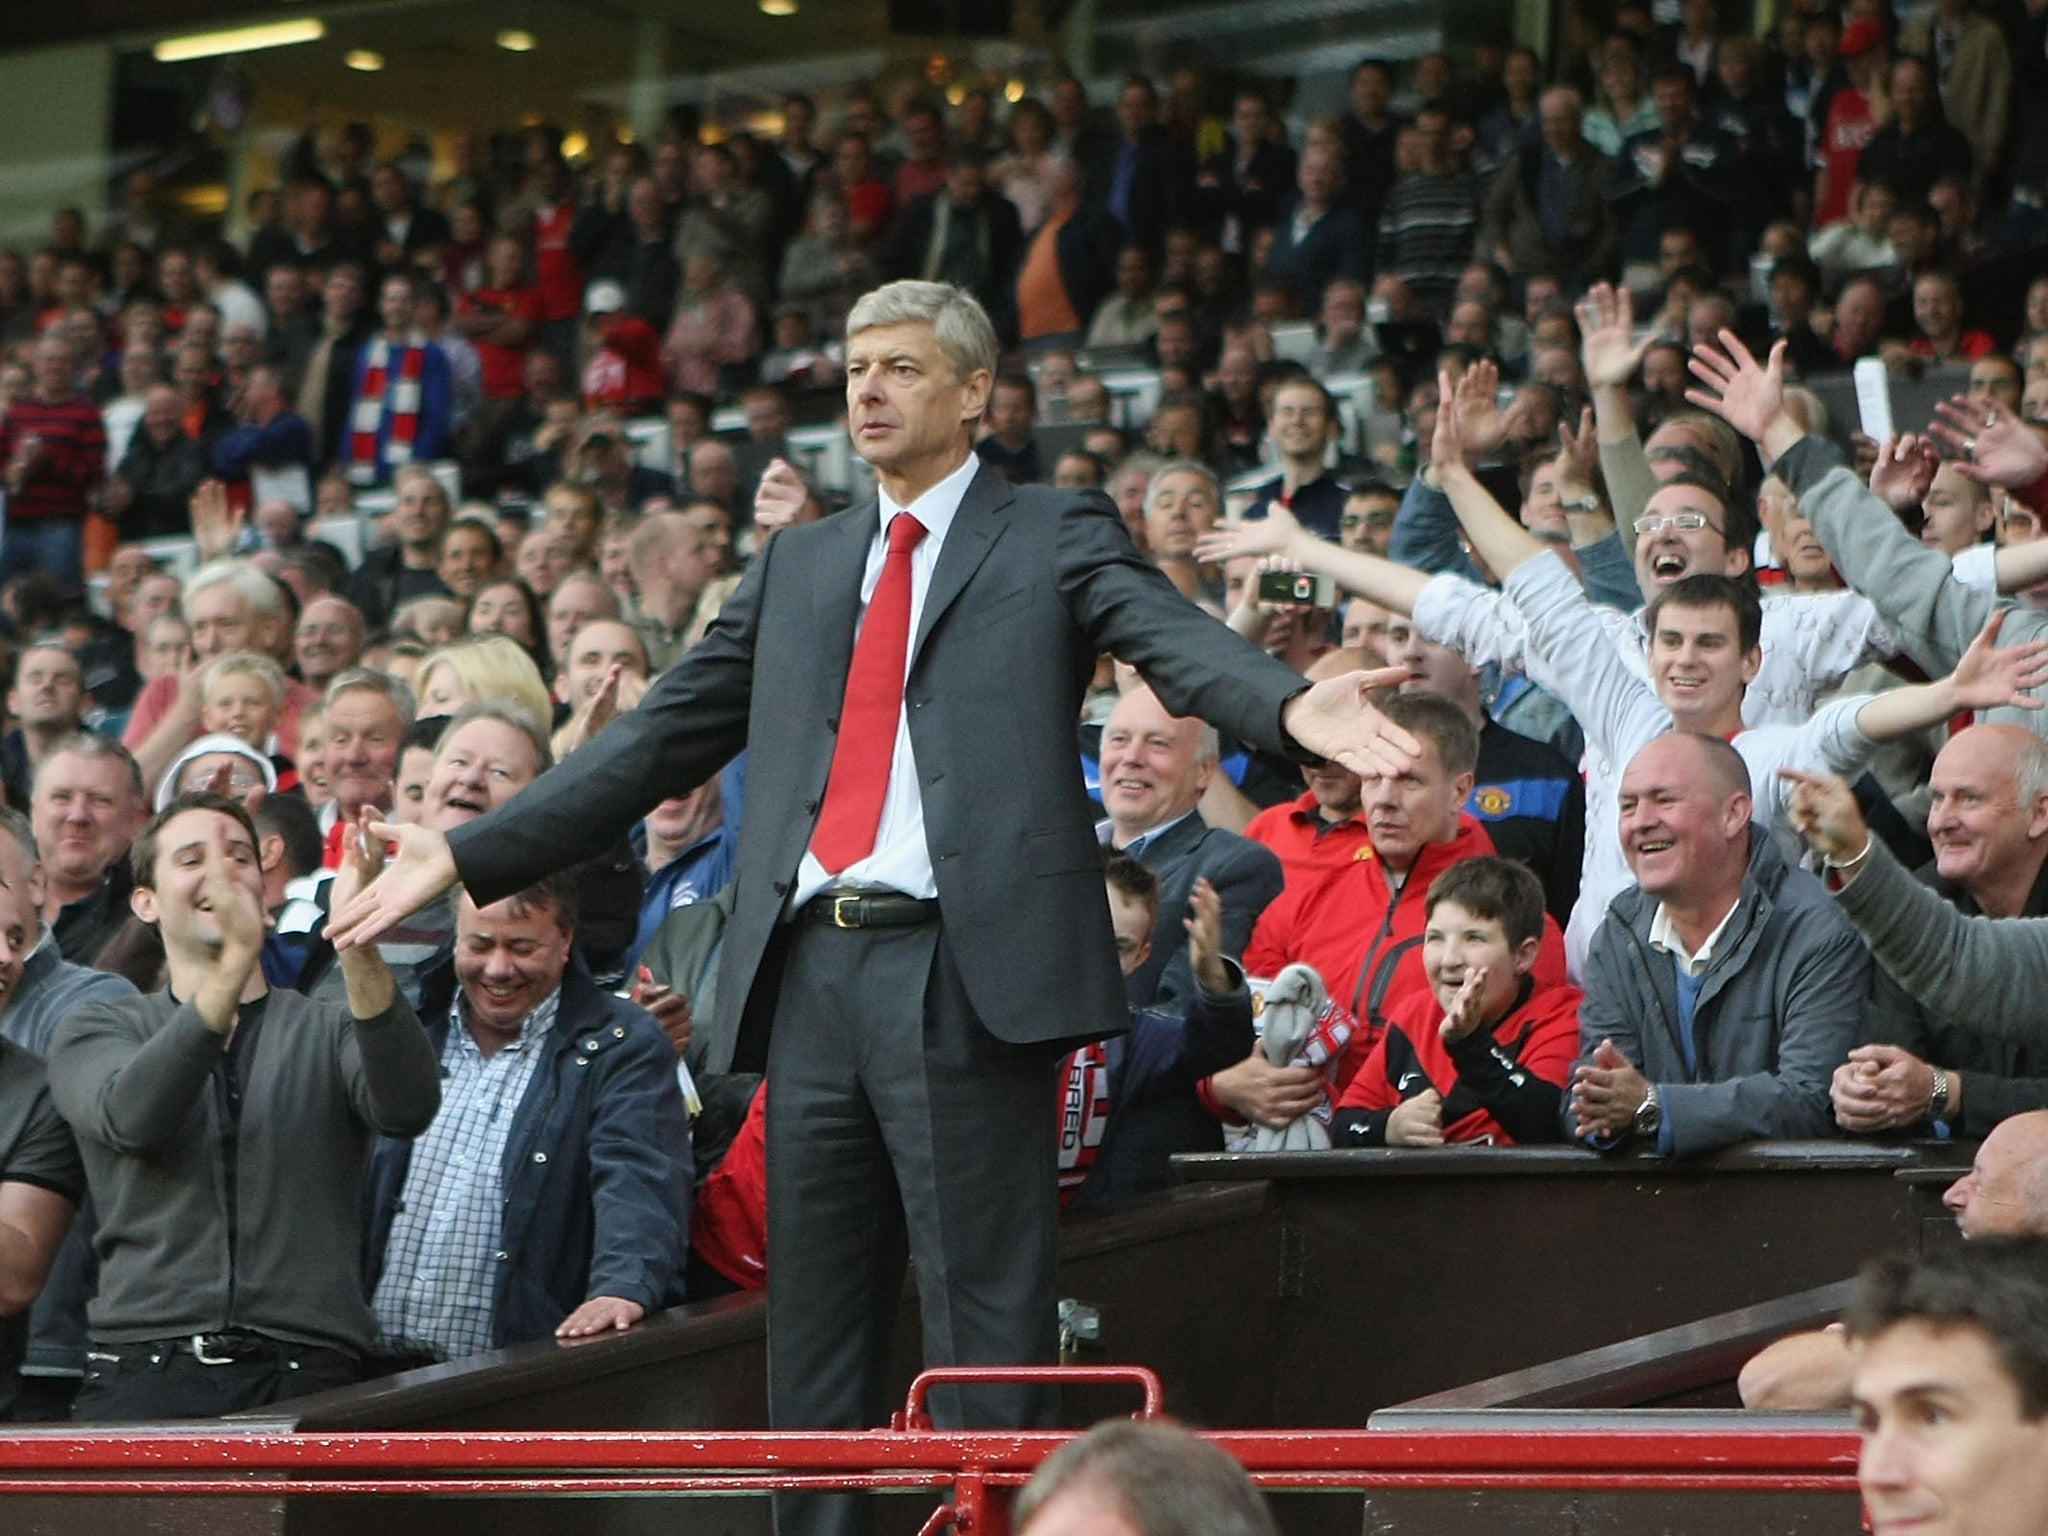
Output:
[1331, 858, 1582, 1147]
[198, 649, 285, 756]
[198, 648, 296, 793]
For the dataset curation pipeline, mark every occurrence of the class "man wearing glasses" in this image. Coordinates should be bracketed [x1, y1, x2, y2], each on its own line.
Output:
[1337, 483, 1400, 557]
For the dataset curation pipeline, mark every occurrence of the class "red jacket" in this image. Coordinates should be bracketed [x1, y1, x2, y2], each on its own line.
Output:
[1242, 790, 1372, 892]
[1334, 976, 1583, 1145]
[1242, 814, 1568, 1095]
[692, 1083, 767, 1291]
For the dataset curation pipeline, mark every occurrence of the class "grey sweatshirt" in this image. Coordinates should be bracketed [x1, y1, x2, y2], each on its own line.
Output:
[47, 987, 439, 1353]
[1834, 839, 2048, 1047]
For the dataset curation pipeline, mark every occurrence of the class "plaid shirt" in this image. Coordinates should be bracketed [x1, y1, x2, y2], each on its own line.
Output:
[371, 988, 560, 1360]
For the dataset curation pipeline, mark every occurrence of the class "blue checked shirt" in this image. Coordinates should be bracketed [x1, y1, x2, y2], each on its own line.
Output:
[371, 988, 561, 1360]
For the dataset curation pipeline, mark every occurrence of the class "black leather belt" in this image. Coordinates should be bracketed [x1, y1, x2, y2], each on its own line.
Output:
[803, 892, 941, 929]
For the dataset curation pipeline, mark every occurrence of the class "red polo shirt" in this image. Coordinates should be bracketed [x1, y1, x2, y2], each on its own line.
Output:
[1243, 789, 1372, 891]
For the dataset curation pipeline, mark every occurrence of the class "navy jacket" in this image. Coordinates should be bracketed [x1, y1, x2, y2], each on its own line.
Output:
[1069, 970, 1255, 1214]
[362, 962, 693, 1348]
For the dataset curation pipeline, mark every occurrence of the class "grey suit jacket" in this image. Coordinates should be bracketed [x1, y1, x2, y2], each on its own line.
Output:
[452, 463, 1311, 1059]
[1117, 812, 1283, 1013]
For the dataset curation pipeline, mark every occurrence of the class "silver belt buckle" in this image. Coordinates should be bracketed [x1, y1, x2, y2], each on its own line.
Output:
[191, 1334, 236, 1366]
[831, 894, 862, 929]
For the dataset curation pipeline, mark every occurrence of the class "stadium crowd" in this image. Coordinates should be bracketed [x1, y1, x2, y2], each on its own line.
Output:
[2, 0, 2048, 1430]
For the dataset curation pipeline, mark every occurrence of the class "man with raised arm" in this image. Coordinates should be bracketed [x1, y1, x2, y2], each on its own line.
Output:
[1783, 768, 2048, 1056]
[1425, 362, 2048, 969]
[326, 282, 1418, 1536]
[1686, 329, 2048, 734]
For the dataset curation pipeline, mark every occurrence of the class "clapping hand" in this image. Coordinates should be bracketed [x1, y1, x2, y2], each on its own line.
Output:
[558, 660, 648, 755]
[753, 457, 810, 541]
[326, 820, 459, 949]
[1570, 1038, 1651, 1140]
[1438, 965, 1491, 1045]
[1185, 877, 1228, 995]
[200, 841, 267, 960]
[328, 806, 390, 917]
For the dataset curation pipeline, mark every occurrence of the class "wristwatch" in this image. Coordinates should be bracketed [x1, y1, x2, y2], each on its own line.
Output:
[1927, 1069, 1952, 1126]
[1633, 1084, 1662, 1141]
[1563, 494, 1602, 513]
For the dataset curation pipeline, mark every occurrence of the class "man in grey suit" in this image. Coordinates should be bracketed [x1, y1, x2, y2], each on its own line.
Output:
[330, 280, 1417, 1536]
[1097, 685, 1283, 1011]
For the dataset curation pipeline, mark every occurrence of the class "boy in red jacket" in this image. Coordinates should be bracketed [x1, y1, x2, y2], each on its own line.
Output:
[1331, 856, 1582, 1146]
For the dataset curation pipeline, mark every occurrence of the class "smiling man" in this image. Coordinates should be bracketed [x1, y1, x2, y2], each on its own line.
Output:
[45, 792, 437, 1418]
[1567, 732, 1866, 1155]
[324, 279, 1417, 1536]
[1243, 377, 1347, 540]
[1096, 685, 1282, 1011]
[362, 873, 689, 1366]
[1831, 726, 2048, 1139]
[1847, 1239, 2048, 1536]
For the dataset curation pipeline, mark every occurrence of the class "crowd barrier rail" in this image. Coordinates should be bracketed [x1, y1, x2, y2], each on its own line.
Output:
[0, 1366, 1862, 1536]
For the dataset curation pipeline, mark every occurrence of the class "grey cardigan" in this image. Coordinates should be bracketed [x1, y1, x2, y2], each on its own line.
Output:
[1835, 839, 2048, 1045]
[1778, 434, 2048, 733]
[47, 987, 439, 1353]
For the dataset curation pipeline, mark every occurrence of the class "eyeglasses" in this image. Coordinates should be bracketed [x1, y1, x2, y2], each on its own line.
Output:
[1633, 512, 1715, 535]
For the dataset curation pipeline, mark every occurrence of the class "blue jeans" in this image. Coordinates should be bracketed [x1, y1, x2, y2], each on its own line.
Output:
[1, 516, 84, 591]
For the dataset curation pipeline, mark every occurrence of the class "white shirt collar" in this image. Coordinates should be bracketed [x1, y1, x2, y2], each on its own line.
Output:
[1649, 897, 1742, 977]
[878, 449, 981, 544]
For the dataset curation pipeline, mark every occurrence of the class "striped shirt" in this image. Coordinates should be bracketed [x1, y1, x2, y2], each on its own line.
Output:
[371, 988, 560, 1361]
[0, 395, 106, 522]
[1376, 173, 1480, 321]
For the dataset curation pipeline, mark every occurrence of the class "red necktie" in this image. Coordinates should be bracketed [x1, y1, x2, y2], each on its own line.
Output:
[811, 511, 928, 873]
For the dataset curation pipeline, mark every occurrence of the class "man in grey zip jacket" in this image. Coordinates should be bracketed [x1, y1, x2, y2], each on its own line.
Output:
[47, 793, 438, 1419]
[1568, 733, 1869, 1156]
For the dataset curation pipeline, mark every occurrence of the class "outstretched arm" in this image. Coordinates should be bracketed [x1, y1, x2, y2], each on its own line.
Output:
[1851, 611, 2048, 741]
[1785, 767, 2048, 1046]
[1688, 330, 2043, 677]
[1195, 506, 1431, 616]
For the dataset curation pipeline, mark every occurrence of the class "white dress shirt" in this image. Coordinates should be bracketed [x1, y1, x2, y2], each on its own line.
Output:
[792, 450, 981, 909]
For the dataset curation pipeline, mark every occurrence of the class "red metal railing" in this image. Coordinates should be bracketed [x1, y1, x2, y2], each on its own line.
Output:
[0, 1365, 1862, 1534]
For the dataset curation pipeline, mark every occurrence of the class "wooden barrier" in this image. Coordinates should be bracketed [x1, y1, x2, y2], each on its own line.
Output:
[1, 1140, 1960, 1535]
[1166, 1140, 1965, 1423]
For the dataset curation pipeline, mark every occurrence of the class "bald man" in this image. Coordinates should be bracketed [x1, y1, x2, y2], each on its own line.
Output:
[1739, 1110, 2048, 1410]
[625, 510, 719, 671]
[1834, 725, 2048, 1140]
